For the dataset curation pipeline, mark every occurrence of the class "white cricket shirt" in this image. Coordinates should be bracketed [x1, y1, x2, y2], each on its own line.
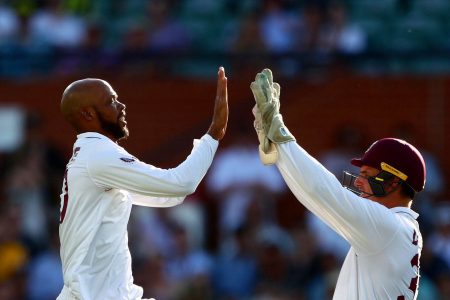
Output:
[276, 142, 422, 300]
[57, 132, 218, 300]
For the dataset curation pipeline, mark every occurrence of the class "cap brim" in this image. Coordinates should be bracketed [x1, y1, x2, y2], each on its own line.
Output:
[351, 158, 363, 167]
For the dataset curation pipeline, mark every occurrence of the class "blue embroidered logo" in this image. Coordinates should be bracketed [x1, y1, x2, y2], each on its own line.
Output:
[280, 127, 288, 136]
[120, 157, 135, 163]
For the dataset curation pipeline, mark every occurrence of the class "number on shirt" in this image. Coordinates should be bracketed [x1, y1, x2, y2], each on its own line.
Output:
[397, 230, 420, 300]
[59, 147, 80, 224]
[59, 169, 69, 223]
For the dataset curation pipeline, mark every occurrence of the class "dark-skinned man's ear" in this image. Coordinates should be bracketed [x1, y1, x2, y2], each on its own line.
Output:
[80, 108, 94, 121]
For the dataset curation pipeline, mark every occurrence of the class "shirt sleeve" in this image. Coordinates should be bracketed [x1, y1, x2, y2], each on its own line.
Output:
[87, 134, 218, 207]
[276, 141, 400, 254]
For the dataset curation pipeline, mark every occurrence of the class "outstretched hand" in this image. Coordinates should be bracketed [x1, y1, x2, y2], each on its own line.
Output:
[249, 68, 295, 164]
[207, 67, 228, 141]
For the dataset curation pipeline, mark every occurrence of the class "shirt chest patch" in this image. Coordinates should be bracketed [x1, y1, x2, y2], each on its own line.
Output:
[120, 157, 135, 163]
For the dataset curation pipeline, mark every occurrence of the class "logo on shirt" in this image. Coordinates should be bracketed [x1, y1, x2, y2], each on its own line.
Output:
[120, 157, 135, 163]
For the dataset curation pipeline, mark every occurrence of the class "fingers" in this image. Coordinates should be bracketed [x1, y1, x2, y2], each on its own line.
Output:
[262, 68, 273, 85]
[215, 66, 228, 114]
[255, 72, 272, 102]
[253, 105, 263, 131]
[216, 66, 227, 100]
[208, 66, 229, 140]
[254, 68, 273, 85]
[218, 66, 225, 77]
[252, 104, 258, 117]
[250, 81, 267, 105]
[273, 82, 281, 99]
[215, 66, 228, 120]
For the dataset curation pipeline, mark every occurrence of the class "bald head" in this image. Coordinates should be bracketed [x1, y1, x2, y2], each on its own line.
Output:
[60, 78, 128, 140]
[61, 78, 112, 122]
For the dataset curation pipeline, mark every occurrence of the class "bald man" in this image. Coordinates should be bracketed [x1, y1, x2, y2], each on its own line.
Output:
[57, 67, 228, 300]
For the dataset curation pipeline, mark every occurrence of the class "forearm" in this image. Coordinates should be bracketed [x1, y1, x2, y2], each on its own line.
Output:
[136, 134, 218, 197]
[89, 135, 218, 198]
[249, 68, 396, 252]
[131, 194, 185, 207]
[168, 134, 219, 194]
[276, 141, 348, 219]
[276, 141, 394, 250]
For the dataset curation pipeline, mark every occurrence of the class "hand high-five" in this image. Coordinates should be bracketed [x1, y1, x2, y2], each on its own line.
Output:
[250, 68, 294, 165]
[208, 67, 228, 141]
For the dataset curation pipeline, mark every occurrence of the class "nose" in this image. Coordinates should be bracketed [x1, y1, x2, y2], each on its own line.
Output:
[117, 101, 126, 111]
[354, 176, 364, 188]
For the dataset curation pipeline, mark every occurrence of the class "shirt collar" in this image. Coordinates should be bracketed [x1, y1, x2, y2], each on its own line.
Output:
[77, 132, 109, 140]
[390, 207, 419, 219]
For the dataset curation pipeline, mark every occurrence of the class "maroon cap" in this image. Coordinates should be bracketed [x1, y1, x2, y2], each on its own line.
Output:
[351, 138, 426, 192]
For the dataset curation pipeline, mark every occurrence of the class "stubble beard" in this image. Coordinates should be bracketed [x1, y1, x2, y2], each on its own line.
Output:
[98, 113, 129, 142]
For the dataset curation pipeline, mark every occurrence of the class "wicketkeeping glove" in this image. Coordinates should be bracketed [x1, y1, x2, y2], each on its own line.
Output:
[253, 105, 278, 165]
[250, 68, 295, 164]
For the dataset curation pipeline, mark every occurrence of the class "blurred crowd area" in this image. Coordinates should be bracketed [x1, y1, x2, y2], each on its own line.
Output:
[1, 0, 450, 79]
[1, 0, 450, 299]
[0, 108, 450, 300]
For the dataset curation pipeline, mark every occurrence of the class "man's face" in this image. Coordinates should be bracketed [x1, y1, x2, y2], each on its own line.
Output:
[353, 165, 379, 199]
[95, 84, 129, 141]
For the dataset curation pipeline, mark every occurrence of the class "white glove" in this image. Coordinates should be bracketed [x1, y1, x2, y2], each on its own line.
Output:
[250, 68, 295, 164]
[253, 105, 278, 165]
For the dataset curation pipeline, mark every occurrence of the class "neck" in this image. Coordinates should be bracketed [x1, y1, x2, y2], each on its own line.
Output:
[75, 126, 118, 142]
[371, 194, 412, 209]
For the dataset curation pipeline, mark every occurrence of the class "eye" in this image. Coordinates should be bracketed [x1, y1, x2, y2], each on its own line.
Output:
[358, 173, 372, 181]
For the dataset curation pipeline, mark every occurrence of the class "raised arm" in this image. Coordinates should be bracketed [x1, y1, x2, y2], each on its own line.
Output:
[207, 67, 228, 140]
[249, 68, 399, 253]
[89, 67, 229, 207]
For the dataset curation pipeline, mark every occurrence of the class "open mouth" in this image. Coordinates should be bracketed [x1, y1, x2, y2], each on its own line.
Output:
[119, 114, 127, 125]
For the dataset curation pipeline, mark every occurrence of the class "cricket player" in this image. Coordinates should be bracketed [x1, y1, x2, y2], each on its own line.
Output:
[57, 67, 228, 300]
[250, 69, 425, 299]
